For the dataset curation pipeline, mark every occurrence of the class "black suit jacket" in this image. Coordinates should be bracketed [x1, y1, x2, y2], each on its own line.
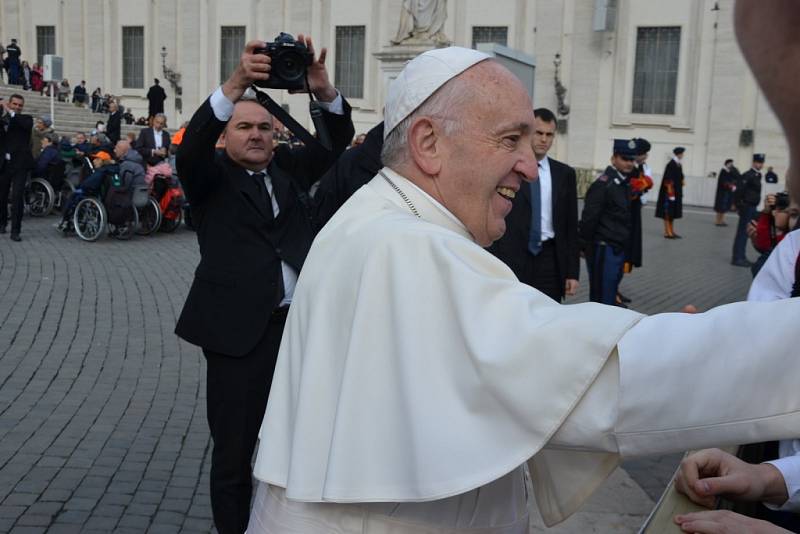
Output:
[107, 110, 122, 145]
[134, 127, 171, 162]
[488, 157, 579, 299]
[0, 111, 34, 171]
[174, 96, 354, 357]
[313, 121, 384, 228]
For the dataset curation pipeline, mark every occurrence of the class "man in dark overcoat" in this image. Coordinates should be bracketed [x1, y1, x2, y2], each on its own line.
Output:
[731, 153, 765, 267]
[146, 78, 167, 121]
[714, 158, 739, 226]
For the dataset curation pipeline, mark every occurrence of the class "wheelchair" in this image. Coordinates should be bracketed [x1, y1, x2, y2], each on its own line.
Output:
[151, 173, 185, 233]
[24, 159, 72, 217]
[68, 167, 149, 242]
[23, 175, 56, 217]
[134, 190, 162, 236]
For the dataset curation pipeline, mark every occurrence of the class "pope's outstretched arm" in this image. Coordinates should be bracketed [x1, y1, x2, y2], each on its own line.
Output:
[534, 298, 800, 525]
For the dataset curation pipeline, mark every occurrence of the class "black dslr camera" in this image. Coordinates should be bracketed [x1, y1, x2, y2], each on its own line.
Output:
[775, 191, 791, 210]
[254, 33, 313, 91]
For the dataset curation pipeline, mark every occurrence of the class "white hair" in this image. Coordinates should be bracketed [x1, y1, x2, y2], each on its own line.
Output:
[381, 75, 473, 169]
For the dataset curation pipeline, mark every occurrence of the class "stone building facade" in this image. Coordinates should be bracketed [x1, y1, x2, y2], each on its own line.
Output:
[0, 0, 787, 204]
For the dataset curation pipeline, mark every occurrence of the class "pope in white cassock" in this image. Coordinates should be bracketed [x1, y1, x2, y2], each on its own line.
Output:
[245, 46, 800, 533]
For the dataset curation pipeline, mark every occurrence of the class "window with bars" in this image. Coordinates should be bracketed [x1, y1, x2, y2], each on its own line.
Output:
[122, 26, 144, 88]
[335, 26, 365, 99]
[36, 26, 56, 66]
[472, 26, 508, 49]
[220, 26, 246, 85]
[632, 26, 681, 115]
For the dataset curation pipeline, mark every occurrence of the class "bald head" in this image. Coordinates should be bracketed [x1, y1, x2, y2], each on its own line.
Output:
[114, 139, 131, 159]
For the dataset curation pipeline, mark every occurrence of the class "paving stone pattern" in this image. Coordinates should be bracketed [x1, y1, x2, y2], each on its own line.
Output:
[0, 205, 754, 532]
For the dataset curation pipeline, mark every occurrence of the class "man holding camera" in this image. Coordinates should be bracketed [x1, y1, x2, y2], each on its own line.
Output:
[175, 36, 353, 533]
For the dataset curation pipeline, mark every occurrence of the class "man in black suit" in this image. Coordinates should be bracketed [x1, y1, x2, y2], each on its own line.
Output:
[488, 107, 579, 301]
[134, 113, 170, 164]
[0, 94, 34, 241]
[175, 37, 353, 534]
[106, 100, 122, 146]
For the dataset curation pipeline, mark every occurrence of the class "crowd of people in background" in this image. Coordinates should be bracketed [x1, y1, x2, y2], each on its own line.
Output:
[1, 39, 164, 127]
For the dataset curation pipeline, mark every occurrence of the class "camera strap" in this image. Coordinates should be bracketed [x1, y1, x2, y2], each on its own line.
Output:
[250, 85, 332, 152]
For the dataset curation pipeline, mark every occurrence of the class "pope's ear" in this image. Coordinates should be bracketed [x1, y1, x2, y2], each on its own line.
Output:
[407, 116, 442, 176]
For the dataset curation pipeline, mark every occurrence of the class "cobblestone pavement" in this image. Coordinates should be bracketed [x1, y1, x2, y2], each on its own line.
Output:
[0, 204, 754, 533]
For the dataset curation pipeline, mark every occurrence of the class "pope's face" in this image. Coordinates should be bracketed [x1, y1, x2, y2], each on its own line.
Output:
[225, 101, 275, 171]
[435, 63, 538, 246]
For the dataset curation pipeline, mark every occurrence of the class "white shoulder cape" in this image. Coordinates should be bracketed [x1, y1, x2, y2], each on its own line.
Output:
[253, 169, 641, 511]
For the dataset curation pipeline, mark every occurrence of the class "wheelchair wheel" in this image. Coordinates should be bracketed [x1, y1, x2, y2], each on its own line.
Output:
[55, 181, 76, 212]
[26, 178, 56, 217]
[73, 197, 106, 242]
[159, 208, 182, 233]
[109, 206, 138, 241]
[135, 197, 162, 236]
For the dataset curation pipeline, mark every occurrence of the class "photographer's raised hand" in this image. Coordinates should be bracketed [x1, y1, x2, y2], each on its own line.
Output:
[295, 34, 337, 102]
[222, 40, 272, 103]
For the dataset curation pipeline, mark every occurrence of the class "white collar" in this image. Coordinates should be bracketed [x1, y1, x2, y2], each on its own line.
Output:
[374, 167, 473, 242]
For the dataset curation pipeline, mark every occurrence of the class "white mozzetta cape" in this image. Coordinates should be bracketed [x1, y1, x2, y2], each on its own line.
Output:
[254, 169, 800, 526]
[253, 169, 639, 517]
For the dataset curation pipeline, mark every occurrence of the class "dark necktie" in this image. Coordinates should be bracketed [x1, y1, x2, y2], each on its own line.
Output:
[251, 172, 274, 219]
[252, 172, 285, 304]
[528, 163, 543, 255]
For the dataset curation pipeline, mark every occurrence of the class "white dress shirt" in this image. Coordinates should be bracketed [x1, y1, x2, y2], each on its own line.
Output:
[537, 157, 555, 241]
[153, 129, 163, 149]
[4, 110, 14, 160]
[208, 86, 344, 306]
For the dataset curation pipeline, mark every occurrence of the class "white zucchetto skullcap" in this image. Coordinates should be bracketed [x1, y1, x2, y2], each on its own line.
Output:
[383, 46, 491, 139]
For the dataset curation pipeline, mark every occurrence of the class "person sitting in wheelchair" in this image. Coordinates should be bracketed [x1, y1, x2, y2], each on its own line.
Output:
[58, 139, 145, 232]
[32, 133, 64, 184]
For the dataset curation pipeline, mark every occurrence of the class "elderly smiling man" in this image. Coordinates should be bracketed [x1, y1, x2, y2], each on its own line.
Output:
[246, 47, 800, 533]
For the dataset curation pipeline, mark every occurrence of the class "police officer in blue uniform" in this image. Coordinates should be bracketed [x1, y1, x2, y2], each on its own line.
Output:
[579, 139, 638, 305]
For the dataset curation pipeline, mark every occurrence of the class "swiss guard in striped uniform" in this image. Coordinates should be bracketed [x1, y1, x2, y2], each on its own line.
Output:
[655, 146, 686, 238]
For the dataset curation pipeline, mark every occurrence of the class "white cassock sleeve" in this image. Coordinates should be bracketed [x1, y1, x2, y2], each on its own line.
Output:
[533, 298, 800, 525]
[748, 229, 800, 301]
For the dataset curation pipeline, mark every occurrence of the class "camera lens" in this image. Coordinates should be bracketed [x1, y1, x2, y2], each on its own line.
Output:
[276, 51, 306, 83]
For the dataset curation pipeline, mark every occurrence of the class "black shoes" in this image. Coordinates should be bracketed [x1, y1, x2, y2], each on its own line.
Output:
[617, 292, 632, 304]
[0, 226, 6, 234]
[10, 234, 21, 242]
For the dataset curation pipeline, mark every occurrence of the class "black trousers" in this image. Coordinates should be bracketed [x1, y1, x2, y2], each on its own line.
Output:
[0, 166, 27, 234]
[203, 309, 287, 534]
[523, 240, 562, 302]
